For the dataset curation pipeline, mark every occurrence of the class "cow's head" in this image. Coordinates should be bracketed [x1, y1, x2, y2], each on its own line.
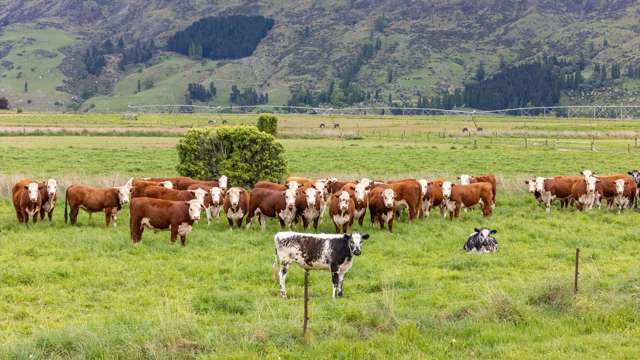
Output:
[338, 190, 350, 212]
[418, 179, 428, 197]
[218, 175, 228, 190]
[442, 181, 453, 199]
[628, 170, 640, 185]
[46, 179, 58, 197]
[524, 178, 537, 193]
[585, 176, 599, 193]
[115, 181, 131, 204]
[160, 181, 173, 189]
[459, 174, 472, 185]
[187, 199, 203, 221]
[615, 179, 626, 195]
[210, 187, 224, 206]
[346, 232, 369, 256]
[382, 188, 395, 209]
[284, 188, 297, 210]
[124, 178, 133, 191]
[581, 170, 593, 178]
[474, 227, 497, 241]
[25, 182, 40, 202]
[535, 177, 546, 193]
[227, 188, 241, 208]
[313, 180, 327, 196]
[358, 178, 371, 189]
[354, 183, 367, 204]
[305, 187, 318, 207]
[188, 188, 208, 204]
[287, 181, 299, 191]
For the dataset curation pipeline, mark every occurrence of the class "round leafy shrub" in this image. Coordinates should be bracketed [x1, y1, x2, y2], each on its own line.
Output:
[176, 126, 287, 186]
[256, 113, 278, 135]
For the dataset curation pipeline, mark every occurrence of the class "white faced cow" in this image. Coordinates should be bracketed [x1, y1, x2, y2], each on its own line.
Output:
[273, 231, 370, 298]
[464, 228, 498, 253]
[208, 187, 224, 223]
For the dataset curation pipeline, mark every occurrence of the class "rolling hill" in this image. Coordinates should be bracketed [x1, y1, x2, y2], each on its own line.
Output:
[1, 0, 640, 111]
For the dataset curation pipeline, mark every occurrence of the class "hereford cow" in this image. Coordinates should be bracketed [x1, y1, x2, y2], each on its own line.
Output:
[185, 184, 223, 224]
[223, 187, 250, 228]
[39, 179, 58, 221]
[570, 176, 599, 211]
[441, 181, 493, 218]
[133, 185, 209, 207]
[424, 180, 444, 217]
[327, 179, 350, 195]
[536, 176, 582, 212]
[246, 188, 297, 230]
[368, 187, 396, 231]
[12, 180, 43, 224]
[329, 190, 355, 233]
[525, 178, 544, 206]
[613, 178, 636, 214]
[418, 179, 428, 217]
[64, 179, 133, 227]
[273, 231, 370, 298]
[464, 228, 498, 253]
[459, 174, 497, 207]
[129, 197, 203, 246]
[295, 187, 322, 231]
[255, 180, 299, 192]
[146, 175, 228, 191]
[593, 174, 634, 209]
[372, 180, 421, 220]
[133, 179, 173, 190]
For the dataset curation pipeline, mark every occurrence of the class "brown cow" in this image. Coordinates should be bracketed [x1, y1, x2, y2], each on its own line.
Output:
[593, 174, 633, 209]
[246, 188, 297, 231]
[12, 180, 43, 224]
[129, 197, 203, 246]
[146, 175, 228, 191]
[187, 184, 224, 224]
[368, 187, 395, 232]
[441, 181, 493, 218]
[39, 179, 58, 221]
[373, 180, 422, 220]
[329, 190, 355, 233]
[570, 176, 599, 211]
[459, 174, 497, 206]
[64, 179, 132, 227]
[340, 182, 368, 226]
[133, 179, 173, 190]
[295, 187, 323, 230]
[613, 178, 637, 214]
[223, 187, 250, 228]
[255, 180, 299, 192]
[536, 176, 583, 212]
[424, 179, 444, 217]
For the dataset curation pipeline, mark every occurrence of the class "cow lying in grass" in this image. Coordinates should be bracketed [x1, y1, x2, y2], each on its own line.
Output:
[273, 231, 369, 298]
[464, 228, 498, 253]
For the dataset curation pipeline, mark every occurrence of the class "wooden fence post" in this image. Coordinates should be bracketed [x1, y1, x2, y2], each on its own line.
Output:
[574, 248, 580, 295]
[303, 271, 310, 340]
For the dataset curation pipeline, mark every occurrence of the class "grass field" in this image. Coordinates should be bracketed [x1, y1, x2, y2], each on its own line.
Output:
[1, 114, 640, 358]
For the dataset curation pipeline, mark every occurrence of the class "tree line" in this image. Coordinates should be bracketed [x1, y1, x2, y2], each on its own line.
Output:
[82, 38, 154, 75]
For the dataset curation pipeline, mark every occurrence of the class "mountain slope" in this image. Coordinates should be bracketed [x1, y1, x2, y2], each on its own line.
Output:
[1, 0, 639, 111]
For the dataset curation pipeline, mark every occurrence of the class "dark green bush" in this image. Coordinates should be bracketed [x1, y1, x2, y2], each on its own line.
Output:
[256, 113, 278, 135]
[176, 126, 287, 186]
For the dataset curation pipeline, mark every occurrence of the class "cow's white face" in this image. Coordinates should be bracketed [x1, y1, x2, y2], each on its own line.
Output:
[359, 178, 371, 189]
[210, 187, 223, 205]
[284, 188, 297, 210]
[116, 186, 130, 204]
[475, 227, 497, 241]
[615, 179, 626, 194]
[586, 176, 598, 193]
[442, 181, 453, 199]
[305, 187, 317, 207]
[313, 180, 326, 195]
[287, 181, 299, 191]
[337, 191, 350, 212]
[218, 175, 228, 189]
[26, 182, 39, 202]
[189, 188, 207, 203]
[535, 177, 546, 193]
[418, 179, 428, 196]
[227, 188, 241, 208]
[525, 178, 537, 193]
[582, 170, 593, 178]
[354, 183, 366, 203]
[382, 188, 395, 208]
[349, 232, 369, 256]
[459, 174, 472, 185]
[160, 181, 173, 189]
[188, 199, 202, 221]
[46, 179, 57, 197]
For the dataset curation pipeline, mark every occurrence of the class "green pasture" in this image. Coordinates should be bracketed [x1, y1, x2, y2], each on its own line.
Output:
[0, 116, 639, 358]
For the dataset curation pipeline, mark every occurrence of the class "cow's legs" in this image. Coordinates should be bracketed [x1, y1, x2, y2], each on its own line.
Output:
[388, 218, 394, 232]
[15, 209, 23, 223]
[260, 214, 267, 231]
[104, 209, 112, 227]
[302, 216, 309, 230]
[334, 222, 340, 234]
[313, 217, 319, 231]
[342, 223, 349, 234]
[180, 235, 187, 246]
[206, 207, 212, 225]
[331, 264, 340, 299]
[170, 225, 178, 243]
[278, 262, 290, 298]
[70, 206, 79, 225]
[337, 271, 347, 297]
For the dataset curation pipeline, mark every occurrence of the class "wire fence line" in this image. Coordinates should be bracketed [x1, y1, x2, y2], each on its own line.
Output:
[127, 104, 640, 119]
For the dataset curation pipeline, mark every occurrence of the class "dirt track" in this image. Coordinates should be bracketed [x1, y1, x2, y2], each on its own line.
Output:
[0, 126, 186, 134]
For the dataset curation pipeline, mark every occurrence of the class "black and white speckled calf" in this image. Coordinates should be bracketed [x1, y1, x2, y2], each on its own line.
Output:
[273, 231, 369, 298]
[464, 228, 498, 253]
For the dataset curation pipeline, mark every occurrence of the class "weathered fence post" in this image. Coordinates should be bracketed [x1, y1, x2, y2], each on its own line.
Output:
[524, 135, 528, 148]
[574, 248, 580, 295]
[635, 136, 638, 147]
[303, 270, 310, 340]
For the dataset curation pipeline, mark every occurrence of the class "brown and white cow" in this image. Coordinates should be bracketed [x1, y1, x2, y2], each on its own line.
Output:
[64, 179, 133, 227]
[185, 183, 223, 224]
[593, 174, 634, 209]
[39, 179, 58, 221]
[329, 190, 355, 234]
[129, 197, 203, 246]
[441, 181, 493, 218]
[133, 185, 209, 207]
[295, 187, 323, 231]
[254, 180, 299, 192]
[368, 187, 395, 232]
[424, 179, 445, 217]
[459, 174, 497, 207]
[146, 175, 228, 191]
[12, 180, 43, 224]
[612, 178, 636, 214]
[246, 188, 297, 231]
[536, 176, 582, 212]
[223, 187, 250, 228]
[374, 180, 421, 220]
[570, 176, 599, 211]
[525, 178, 544, 206]
[133, 179, 173, 190]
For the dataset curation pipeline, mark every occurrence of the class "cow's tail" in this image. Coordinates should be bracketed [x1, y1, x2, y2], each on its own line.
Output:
[64, 186, 69, 223]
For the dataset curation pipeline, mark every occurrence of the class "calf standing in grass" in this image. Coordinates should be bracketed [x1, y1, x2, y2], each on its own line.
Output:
[12, 180, 43, 224]
[613, 179, 636, 214]
[464, 228, 498, 253]
[246, 188, 297, 230]
[273, 231, 370, 298]
[329, 190, 355, 233]
[296, 187, 322, 230]
[368, 187, 396, 231]
[223, 187, 249, 228]
[129, 197, 203, 245]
